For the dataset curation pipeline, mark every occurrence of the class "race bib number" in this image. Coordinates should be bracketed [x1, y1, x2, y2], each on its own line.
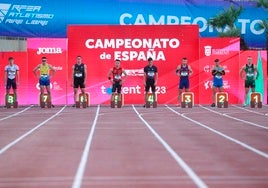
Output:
[181, 71, 188, 76]
[75, 73, 83, 77]
[148, 71, 155, 77]
[41, 74, 48, 78]
[114, 74, 121, 80]
[246, 73, 254, 77]
[215, 75, 222, 79]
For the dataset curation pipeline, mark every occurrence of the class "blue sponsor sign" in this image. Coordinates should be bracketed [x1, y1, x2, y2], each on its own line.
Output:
[0, 0, 266, 48]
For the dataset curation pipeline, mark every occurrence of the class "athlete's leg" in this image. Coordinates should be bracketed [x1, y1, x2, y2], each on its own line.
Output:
[80, 79, 86, 101]
[74, 88, 78, 103]
[6, 78, 11, 95]
[144, 82, 150, 106]
[12, 79, 17, 101]
[46, 85, 51, 101]
[178, 88, 183, 103]
[40, 85, 45, 101]
[211, 86, 216, 107]
[244, 87, 250, 105]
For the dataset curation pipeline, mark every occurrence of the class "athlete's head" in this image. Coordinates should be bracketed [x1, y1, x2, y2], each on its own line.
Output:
[214, 59, 220, 66]
[115, 59, 121, 68]
[8, 57, 14, 65]
[148, 57, 153, 66]
[182, 57, 187, 65]
[247, 56, 252, 65]
[41, 57, 47, 64]
[76, 55, 82, 64]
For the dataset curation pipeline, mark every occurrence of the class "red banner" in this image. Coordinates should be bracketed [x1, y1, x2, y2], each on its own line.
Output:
[68, 25, 199, 104]
[199, 38, 240, 104]
[0, 52, 28, 105]
[27, 38, 67, 104]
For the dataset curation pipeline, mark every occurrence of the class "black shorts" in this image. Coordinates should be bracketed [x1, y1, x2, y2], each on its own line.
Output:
[245, 79, 255, 88]
[179, 77, 189, 89]
[74, 78, 85, 88]
[112, 81, 122, 93]
[6, 78, 17, 89]
[145, 79, 156, 92]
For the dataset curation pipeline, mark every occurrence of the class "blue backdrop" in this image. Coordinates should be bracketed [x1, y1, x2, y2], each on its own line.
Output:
[0, 0, 267, 48]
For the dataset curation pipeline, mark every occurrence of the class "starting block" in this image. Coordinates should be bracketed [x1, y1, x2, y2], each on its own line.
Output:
[250, 92, 262, 108]
[216, 92, 228, 108]
[5, 94, 18, 108]
[40, 93, 52, 108]
[111, 93, 123, 108]
[181, 92, 194, 108]
[76, 93, 90, 108]
[145, 93, 157, 108]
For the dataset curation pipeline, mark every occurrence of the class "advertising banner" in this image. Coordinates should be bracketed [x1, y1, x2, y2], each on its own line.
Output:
[0, 0, 266, 48]
[0, 52, 28, 105]
[199, 38, 240, 104]
[68, 25, 199, 105]
[27, 38, 67, 105]
[238, 50, 267, 104]
[199, 38, 267, 105]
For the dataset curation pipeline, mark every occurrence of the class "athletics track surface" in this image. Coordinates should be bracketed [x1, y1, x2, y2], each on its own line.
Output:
[0, 104, 267, 188]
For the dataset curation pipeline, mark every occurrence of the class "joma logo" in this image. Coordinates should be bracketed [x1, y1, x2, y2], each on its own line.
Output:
[37, 47, 63, 55]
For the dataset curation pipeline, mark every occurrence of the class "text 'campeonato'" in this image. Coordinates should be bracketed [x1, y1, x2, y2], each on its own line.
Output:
[85, 38, 180, 49]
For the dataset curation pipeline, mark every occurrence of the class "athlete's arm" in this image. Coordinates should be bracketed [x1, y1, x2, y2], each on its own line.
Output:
[48, 64, 56, 77]
[84, 64, 87, 84]
[4, 67, 7, 85]
[239, 65, 245, 79]
[212, 66, 217, 76]
[71, 65, 75, 86]
[154, 67, 158, 86]
[254, 65, 259, 79]
[188, 65, 193, 76]
[107, 68, 113, 82]
[16, 67, 20, 85]
[143, 67, 147, 86]
[122, 69, 128, 83]
[33, 65, 40, 78]
[175, 65, 181, 76]
[221, 66, 225, 75]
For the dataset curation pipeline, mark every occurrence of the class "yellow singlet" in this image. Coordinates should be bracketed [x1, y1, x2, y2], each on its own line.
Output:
[40, 64, 50, 75]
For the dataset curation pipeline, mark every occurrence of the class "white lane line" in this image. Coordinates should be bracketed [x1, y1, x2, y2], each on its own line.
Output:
[72, 105, 100, 188]
[200, 105, 268, 130]
[232, 105, 267, 116]
[132, 105, 208, 188]
[0, 106, 66, 155]
[0, 105, 33, 122]
[166, 105, 268, 159]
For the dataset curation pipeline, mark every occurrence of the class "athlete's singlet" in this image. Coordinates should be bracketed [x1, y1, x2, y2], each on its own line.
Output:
[39, 64, 50, 86]
[40, 64, 50, 75]
[74, 63, 85, 79]
[245, 64, 255, 81]
[180, 65, 189, 78]
[112, 67, 123, 82]
[179, 64, 190, 89]
[5, 64, 19, 79]
[213, 66, 224, 87]
[245, 64, 256, 88]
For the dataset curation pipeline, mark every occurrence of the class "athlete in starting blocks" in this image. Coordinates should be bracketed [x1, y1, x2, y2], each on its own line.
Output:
[239, 56, 259, 107]
[5, 57, 19, 108]
[33, 56, 56, 108]
[71, 55, 88, 108]
[176, 57, 193, 107]
[107, 59, 127, 108]
[211, 59, 225, 107]
[144, 57, 158, 108]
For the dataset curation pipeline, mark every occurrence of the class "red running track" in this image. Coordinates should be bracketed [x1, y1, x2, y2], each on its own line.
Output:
[0, 104, 267, 188]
